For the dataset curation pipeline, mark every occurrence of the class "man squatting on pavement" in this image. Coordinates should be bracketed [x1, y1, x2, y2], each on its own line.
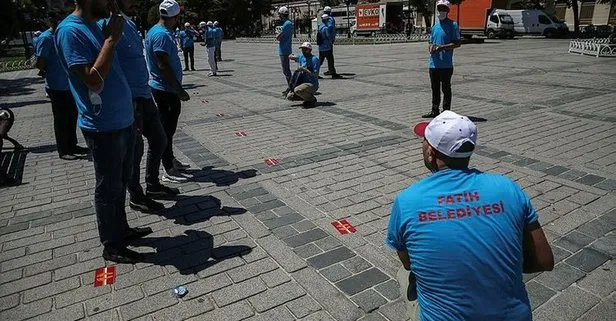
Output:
[387, 110, 554, 320]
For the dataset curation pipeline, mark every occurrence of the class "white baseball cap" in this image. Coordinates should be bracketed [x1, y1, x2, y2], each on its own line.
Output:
[207, 21, 213, 26]
[299, 42, 312, 50]
[278, 7, 289, 15]
[184, 22, 190, 27]
[413, 111, 477, 158]
[324, 6, 332, 12]
[214, 21, 219, 26]
[321, 14, 329, 20]
[199, 21, 206, 27]
[159, 0, 180, 17]
[436, 0, 451, 9]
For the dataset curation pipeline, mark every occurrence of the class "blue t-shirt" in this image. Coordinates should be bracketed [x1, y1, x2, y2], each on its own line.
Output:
[97, 18, 151, 99]
[205, 27, 217, 48]
[35, 29, 69, 91]
[297, 53, 320, 90]
[386, 169, 537, 321]
[180, 29, 195, 48]
[145, 23, 183, 93]
[278, 20, 293, 56]
[327, 16, 336, 41]
[55, 14, 133, 132]
[214, 27, 224, 43]
[429, 19, 460, 69]
[318, 24, 332, 51]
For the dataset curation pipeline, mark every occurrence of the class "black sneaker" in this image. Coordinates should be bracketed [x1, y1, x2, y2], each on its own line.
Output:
[331, 74, 343, 79]
[422, 110, 440, 118]
[102, 246, 144, 264]
[318, 76, 324, 79]
[60, 154, 78, 160]
[72, 146, 90, 155]
[130, 197, 165, 213]
[302, 100, 317, 108]
[282, 89, 290, 97]
[125, 227, 153, 242]
[324, 70, 332, 76]
[146, 184, 180, 199]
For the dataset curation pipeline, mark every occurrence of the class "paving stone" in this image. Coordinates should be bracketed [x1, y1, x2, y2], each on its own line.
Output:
[358, 312, 389, 321]
[554, 231, 596, 253]
[27, 235, 76, 254]
[27, 303, 85, 321]
[375, 279, 401, 301]
[196, 256, 245, 278]
[0, 294, 19, 312]
[292, 267, 363, 321]
[293, 220, 317, 233]
[294, 243, 323, 259]
[0, 247, 26, 262]
[342, 256, 373, 273]
[565, 248, 610, 272]
[552, 245, 573, 263]
[185, 273, 233, 298]
[320, 263, 353, 283]
[86, 309, 121, 321]
[283, 228, 329, 248]
[248, 281, 306, 313]
[113, 265, 165, 289]
[577, 260, 616, 297]
[336, 268, 390, 296]
[378, 299, 408, 321]
[314, 236, 343, 251]
[271, 225, 298, 239]
[308, 246, 356, 269]
[0, 298, 52, 321]
[533, 286, 600, 321]
[575, 174, 605, 186]
[526, 280, 557, 310]
[55, 282, 111, 308]
[260, 268, 292, 288]
[286, 296, 322, 319]
[247, 200, 286, 214]
[578, 218, 614, 238]
[118, 288, 178, 320]
[54, 257, 105, 281]
[351, 289, 388, 313]
[535, 263, 586, 291]
[245, 305, 294, 321]
[227, 257, 278, 282]
[594, 179, 616, 191]
[150, 295, 215, 321]
[591, 233, 616, 258]
[212, 278, 268, 307]
[263, 212, 304, 229]
[578, 299, 616, 321]
[231, 211, 271, 239]
[299, 310, 336, 321]
[1, 249, 52, 271]
[141, 272, 199, 296]
[546, 209, 593, 235]
[257, 235, 307, 273]
[185, 300, 254, 321]
[0, 271, 51, 297]
[23, 276, 81, 303]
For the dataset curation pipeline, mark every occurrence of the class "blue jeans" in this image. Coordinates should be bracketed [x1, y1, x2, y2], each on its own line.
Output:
[128, 97, 167, 199]
[82, 125, 134, 247]
[280, 55, 291, 89]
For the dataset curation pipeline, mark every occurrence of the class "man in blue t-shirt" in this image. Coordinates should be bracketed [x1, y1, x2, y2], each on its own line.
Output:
[276, 6, 293, 96]
[423, 0, 461, 118]
[203, 21, 218, 76]
[35, 11, 88, 160]
[318, 14, 342, 79]
[55, 0, 152, 264]
[386, 111, 554, 321]
[213, 21, 224, 62]
[104, 0, 180, 213]
[179, 22, 196, 71]
[146, 0, 192, 184]
[288, 42, 320, 108]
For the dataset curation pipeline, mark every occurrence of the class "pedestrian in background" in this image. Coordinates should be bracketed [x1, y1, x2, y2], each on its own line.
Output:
[214, 21, 224, 62]
[287, 42, 320, 108]
[276, 6, 293, 97]
[423, 0, 461, 118]
[180, 22, 196, 71]
[318, 14, 342, 79]
[204, 21, 217, 76]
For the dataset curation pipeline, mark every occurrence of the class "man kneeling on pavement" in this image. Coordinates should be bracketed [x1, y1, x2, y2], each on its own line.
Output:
[286, 42, 319, 108]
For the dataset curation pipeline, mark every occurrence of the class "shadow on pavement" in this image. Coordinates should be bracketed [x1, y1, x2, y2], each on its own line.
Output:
[135, 229, 252, 275]
[467, 116, 488, 122]
[0, 149, 28, 187]
[0, 77, 44, 97]
[158, 194, 247, 225]
[1, 99, 50, 109]
[182, 83, 207, 90]
[183, 166, 257, 187]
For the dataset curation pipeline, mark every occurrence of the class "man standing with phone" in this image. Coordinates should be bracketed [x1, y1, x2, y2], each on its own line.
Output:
[55, 0, 152, 263]
[145, 0, 192, 183]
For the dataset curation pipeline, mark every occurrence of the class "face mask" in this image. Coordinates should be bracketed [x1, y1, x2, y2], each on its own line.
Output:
[438, 11, 448, 20]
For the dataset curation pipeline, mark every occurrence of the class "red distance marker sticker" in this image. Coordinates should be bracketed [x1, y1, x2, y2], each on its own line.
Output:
[332, 219, 357, 234]
[264, 158, 279, 167]
[94, 266, 116, 287]
[235, 131, 247, 137]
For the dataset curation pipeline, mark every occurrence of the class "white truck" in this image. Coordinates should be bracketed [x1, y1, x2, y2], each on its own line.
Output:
[494, 9, 568, 38]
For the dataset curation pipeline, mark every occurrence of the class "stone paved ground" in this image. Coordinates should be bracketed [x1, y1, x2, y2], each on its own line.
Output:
[1, 39, 615, 321]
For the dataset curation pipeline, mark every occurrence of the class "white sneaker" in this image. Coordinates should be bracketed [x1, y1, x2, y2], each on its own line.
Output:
[173, 159, 190, 169]
[162, 168, 188, 183]
[207, 72, 216, 77]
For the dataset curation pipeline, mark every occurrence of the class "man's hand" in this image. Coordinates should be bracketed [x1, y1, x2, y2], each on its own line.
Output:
[102, 14, 124, 44]
[289, 54, 297, 62]
[179, 89, 190, 101]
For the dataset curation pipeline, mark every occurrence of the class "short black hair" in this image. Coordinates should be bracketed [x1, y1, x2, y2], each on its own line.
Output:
[435, 141, 474, 169]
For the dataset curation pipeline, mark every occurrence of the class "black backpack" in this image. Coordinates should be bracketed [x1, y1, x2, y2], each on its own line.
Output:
[316, 28, 323, 46]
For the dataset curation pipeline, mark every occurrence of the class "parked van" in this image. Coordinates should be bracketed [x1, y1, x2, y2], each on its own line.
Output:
[494, 9, 568, 38]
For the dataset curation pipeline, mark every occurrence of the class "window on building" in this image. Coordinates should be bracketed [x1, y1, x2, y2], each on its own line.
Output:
[579, 1, 596, 25]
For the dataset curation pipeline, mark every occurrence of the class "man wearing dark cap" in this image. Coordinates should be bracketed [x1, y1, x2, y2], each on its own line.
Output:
[386, 110, 554, 320]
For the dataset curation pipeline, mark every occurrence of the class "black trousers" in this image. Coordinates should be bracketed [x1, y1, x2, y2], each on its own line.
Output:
[127, 97, 168, 199]
[319, 48, 336, 74]
[47, 89, 78, 156]
[429, 68, 454, 111]
[183, 46, 194, 70]
[151, 89, 181, 172]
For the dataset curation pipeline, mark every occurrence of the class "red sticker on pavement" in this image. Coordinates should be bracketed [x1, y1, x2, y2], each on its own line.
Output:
[332, 219, 357, 234]
[235, 131, 247, 137]
[264, 158, 279, 167]
[94, 266, 116, 287]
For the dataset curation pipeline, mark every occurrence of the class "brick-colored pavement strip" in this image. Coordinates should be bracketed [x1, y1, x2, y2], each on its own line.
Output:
[1, 39, 615, 320]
